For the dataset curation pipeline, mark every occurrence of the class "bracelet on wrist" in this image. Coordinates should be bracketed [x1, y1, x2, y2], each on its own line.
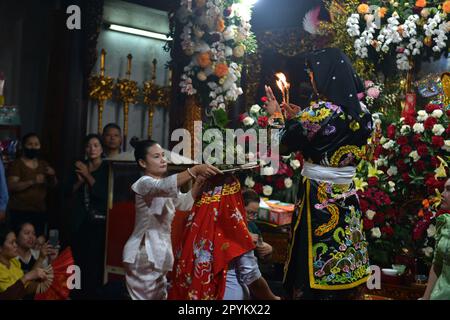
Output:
[187, 167, 197, 179]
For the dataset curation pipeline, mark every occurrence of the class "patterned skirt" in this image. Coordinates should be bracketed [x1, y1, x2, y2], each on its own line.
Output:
[283, 177, 370, 299]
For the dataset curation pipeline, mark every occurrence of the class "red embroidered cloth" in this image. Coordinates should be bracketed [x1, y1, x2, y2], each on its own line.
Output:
[168, 174, 255, 300]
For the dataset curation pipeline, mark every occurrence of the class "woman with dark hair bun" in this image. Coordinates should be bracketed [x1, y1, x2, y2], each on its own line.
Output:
[69, 133, 108, 299]
[123, 138, 222, 300]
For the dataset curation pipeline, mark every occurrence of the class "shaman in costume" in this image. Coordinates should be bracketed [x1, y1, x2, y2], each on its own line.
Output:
[281, 48, 373, 299]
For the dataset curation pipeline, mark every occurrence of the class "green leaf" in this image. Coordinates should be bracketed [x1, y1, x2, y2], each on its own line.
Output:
[212, 108, 229, 128]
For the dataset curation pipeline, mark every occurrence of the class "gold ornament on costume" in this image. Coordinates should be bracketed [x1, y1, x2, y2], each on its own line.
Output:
[423, 36, 433, 47]
[142, 59, 171, 139]
[441, 72, 450, 105]
[116, 54, 139, 151]
[89, 48, 114, 133]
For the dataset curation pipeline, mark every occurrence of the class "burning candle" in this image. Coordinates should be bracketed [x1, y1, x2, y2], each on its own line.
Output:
[275, 72, 290, 122]
[100, 49, 106, 77]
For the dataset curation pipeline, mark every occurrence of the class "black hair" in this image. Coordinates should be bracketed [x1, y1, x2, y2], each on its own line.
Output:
[21, 132, 40, 147]
[0, 224, 13, 247]
[103, 123, 122, 135]
[84, 133, 104, 149]
[13, 221, 35, 238]
[130, 137, 158, 167]
[242, 189, 261, 207]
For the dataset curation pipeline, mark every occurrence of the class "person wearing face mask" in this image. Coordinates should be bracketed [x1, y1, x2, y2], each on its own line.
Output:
[68, 134, 109, 299]
[7, 133, 57, 237]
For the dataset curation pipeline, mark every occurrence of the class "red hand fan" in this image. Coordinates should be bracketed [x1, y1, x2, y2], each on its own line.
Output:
[35, 247, 75, 300]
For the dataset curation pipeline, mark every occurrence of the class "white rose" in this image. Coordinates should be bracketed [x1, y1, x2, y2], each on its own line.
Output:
[422, 246, 434, 258]
[371, 227, 382, 239]
[431, 109, 443, 118]
[432, 124, 445, 136]
[261, 166, 275, 176]
[387, 166, 398, 176]
[284, 178, 293, 188]
[388, 181, 396, 192]
[413, 123, 424, 133]
[290, 160, 301, 169]
[243, 116, 255, 126]
[409, 150, 420, 162]
[197, 71, 207, 81]
[366, 210, 376, 220]
[233, 45, 245, 58]
[427, 224, 436, 238]
[442, 140, 450, 152]
[382, 140, 395, 150]
[364, 14, 374, 23]
[223, 26, 235, 41]
[416, 110, 428, 122]
[224, 46, 233, 57]
[259, 159, 267, 166]
[421, 8, 430, 18]
[400, 125, 411, 135]
[245, 176, 255, 188]
[250, 104, 261, 114]
[263, 185, 273, 196]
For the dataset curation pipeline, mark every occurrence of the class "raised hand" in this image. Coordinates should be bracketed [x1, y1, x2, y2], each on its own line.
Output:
[264, 85, 281, 116]
[281, 102, 301, 119]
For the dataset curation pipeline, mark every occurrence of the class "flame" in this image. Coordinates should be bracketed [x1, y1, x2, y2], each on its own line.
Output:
[276, 79, 284, 93]
[275, 72, 290, 92]
[275, 72, 287, 83]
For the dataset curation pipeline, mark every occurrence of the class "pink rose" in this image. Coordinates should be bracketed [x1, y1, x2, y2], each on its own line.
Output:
[364, 80, 374, 88]
[367, 87, 380, 99]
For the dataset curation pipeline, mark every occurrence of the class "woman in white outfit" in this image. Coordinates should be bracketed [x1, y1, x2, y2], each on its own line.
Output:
[122, 139, 221, 300]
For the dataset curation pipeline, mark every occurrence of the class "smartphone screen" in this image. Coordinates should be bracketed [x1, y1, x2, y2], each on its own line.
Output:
[48, 229, 59, 247]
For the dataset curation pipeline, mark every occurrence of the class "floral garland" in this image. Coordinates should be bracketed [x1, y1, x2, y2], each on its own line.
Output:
[176, 0, 257, 111]
[347, 0, 450, 71]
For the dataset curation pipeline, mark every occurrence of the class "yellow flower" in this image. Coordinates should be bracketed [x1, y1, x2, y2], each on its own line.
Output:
[367, 163, 383, 178]
[434, 156, 448, 179]
[353, 177, 368, 191]
[432, 189, 442, 209]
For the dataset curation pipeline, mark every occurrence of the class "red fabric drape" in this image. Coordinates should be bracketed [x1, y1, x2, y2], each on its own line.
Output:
[168, 174, 255, 300]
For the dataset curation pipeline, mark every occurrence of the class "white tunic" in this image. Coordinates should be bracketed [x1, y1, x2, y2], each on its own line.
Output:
[123, 174, 194, 272]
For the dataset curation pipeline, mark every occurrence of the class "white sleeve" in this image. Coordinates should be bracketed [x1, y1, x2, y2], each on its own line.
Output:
[131, 174, 178, 198]
[173, 190, 195, 211]
[236, 250, 262, 286]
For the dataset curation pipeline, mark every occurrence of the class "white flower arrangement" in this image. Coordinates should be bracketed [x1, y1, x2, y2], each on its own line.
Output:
[347, 3, 450, 72]
[177, 0, 256, 111]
